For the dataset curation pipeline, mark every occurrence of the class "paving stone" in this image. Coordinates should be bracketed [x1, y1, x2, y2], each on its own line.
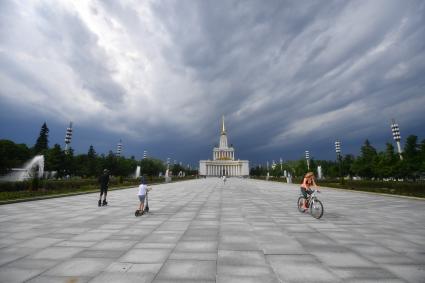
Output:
[6, 258, 59, 270]
[26, 276, 91, 283]
[312, 251, 375, 267]
[15, 237, 62, 249]
[380, 264, 425, 282]
[89, 272, 156, 283]
[54, 241, 96, 248]
[119, 249, 170, 263]
[216, 274, 279, 283]
[331, 267, 400, 281]
[28, 247, 83, 260]
[0, 253, 25, 266]
[0, 178, 424, 282]
[76, 249, 125, 258]
[169, 252, 217, 260]
[267, 254, 339, 282]
[89, 240, 136, 251]
[218, 250, 267, 266]
[175, 241, 217, 252]
[45, 258, 113, 276]
[156, 259, 216, 281]
[0, 266, 44, 283]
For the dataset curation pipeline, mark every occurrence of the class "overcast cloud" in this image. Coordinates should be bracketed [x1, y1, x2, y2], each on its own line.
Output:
[1, 0, 424, 165]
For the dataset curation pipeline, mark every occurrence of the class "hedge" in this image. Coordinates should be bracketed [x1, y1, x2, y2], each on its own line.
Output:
[251, 176, 425, 198]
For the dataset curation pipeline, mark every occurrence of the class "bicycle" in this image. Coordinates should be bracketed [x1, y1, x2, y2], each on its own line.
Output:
[297, 189, 324, 219]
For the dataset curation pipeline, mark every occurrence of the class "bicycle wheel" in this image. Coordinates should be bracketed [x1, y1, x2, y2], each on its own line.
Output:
[297, 196, 306, 213]
[310, 199, 324, 219]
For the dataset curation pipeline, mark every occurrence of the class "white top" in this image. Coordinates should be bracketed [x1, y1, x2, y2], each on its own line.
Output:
[138, 184, 148, 196]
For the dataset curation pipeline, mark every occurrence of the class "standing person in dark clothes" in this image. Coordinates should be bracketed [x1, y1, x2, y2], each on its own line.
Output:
[98, 169, 110, 206]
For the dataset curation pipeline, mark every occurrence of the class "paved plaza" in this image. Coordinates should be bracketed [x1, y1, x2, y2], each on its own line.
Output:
[0, 178, 424, 283]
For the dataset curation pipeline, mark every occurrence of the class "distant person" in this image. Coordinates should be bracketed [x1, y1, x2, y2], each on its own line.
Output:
[136, 177, 151, 214]
[300, 172, 319, 210]
[222, 175, 227, 184]
[98, 169, 110, 206]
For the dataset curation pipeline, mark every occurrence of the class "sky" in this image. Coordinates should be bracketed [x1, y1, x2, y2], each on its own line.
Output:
[1, 0, 424, 167]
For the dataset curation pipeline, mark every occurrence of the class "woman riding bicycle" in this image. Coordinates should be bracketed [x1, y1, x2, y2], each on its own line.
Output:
[300, 172, 319, 210]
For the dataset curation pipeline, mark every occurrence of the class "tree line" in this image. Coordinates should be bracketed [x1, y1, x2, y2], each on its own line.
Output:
[250, 135, 425, 181]
[0, 123, 196, 178]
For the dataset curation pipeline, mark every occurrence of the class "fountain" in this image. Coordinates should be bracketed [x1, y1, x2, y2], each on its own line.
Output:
[1, 155, 44, 182]
[135, 166, 141, 179]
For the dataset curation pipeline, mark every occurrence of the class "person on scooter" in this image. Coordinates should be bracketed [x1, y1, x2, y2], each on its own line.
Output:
[136, 177, 151, 214]
[300, 172, 319, 211]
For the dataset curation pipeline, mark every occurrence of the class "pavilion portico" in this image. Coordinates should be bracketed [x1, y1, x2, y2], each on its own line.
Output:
[199, 116, 249, 177]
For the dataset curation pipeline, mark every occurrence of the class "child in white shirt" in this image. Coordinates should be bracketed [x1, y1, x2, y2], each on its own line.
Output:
[137, 179, 151, 213]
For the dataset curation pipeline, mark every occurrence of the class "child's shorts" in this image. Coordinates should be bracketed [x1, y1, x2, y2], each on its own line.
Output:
[138, 195, 145, 202]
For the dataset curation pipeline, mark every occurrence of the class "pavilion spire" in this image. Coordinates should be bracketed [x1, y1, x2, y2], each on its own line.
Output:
[221, 115, 226, 134]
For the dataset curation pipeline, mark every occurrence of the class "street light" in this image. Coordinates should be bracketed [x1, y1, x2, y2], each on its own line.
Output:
[391, 119, 403, 160]
[305, 150, 310, 170]
[335, 140, 343, 184]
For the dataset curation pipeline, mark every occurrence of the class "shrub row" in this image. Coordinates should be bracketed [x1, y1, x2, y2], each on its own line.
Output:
[0, 175, 197, 193]
[251, 176, 425, 198]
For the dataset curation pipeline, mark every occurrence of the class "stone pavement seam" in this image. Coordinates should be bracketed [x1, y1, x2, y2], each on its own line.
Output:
[150, 181, 217, 282]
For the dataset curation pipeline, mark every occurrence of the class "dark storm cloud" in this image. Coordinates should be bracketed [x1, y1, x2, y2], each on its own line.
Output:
[1, 0, 424, 165]
[148, 0, 425, 161]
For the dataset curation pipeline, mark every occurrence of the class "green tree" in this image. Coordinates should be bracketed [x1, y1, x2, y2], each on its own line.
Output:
[351, 139, 377, 179]
[45, 144, 65, 177]
[63, 148, 76, 177]
[140, 158, 166, 177]
[0, 139, 32, 174]
[34, 122, 49, 154]
[419, 139, 425, 174]
[319, 160, 339, 179]
[103, 151, 118, 176]
[401, 135, 420, 180]
[342, 154, 355, 178]
[87, 145, 99, 177]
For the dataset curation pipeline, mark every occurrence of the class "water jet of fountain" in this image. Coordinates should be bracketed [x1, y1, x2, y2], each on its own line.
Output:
[1, 155, 45, 182]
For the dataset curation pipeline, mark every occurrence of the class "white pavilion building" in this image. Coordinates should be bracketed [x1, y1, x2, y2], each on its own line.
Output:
[199, 116, 249, 177]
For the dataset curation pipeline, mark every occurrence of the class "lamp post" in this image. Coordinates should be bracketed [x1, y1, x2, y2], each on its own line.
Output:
[335, 140, 343, 184]
[305, 150, 310, 170]
[391, 119, 403, 160]
[64, 122, 73, 154]
[143, 150, 147, 159]
[116, 140, 123, 157]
